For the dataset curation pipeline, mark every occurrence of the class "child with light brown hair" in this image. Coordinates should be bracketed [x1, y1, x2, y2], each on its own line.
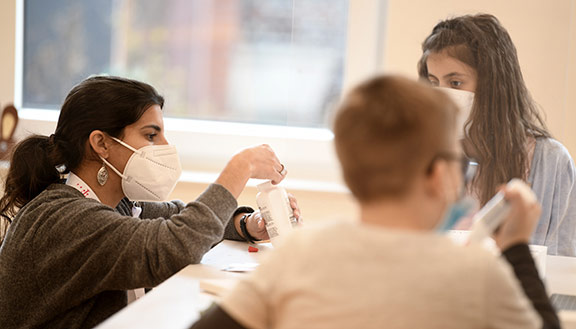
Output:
[191, 75, 558, 329]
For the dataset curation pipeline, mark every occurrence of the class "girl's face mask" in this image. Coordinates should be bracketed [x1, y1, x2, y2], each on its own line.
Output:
[440, 88, 475, 139]
[101, 137, 182, 202]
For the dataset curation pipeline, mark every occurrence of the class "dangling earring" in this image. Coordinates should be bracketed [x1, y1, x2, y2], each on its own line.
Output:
[97, 161, 108, 186]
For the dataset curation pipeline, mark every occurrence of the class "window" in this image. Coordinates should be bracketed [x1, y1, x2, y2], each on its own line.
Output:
[22, 0, 348, 127]
[17, 0, 385, 184]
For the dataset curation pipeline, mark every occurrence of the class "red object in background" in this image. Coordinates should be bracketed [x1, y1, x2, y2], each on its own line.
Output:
[248, 246, 259, 253]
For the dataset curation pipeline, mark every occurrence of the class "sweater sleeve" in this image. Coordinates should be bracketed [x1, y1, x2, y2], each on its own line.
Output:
[223, 206, 256, 241]
[31, 183, 238, 299]
[140, 201, 253, 242]
[502, 244, 561, 329]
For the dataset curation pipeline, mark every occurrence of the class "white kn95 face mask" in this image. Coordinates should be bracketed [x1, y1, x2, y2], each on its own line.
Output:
[440, 87, 475, 139]
[100, 137, 182, 202]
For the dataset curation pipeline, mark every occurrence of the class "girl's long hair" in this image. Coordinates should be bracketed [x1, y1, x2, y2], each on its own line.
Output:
[418, 14, 550, 205]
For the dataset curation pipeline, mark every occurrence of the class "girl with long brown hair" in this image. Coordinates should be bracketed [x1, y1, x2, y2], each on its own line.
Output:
[418, 14, 576, 256]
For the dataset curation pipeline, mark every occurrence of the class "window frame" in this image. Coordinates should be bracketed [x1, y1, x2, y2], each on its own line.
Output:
[14, 0, 387, 190]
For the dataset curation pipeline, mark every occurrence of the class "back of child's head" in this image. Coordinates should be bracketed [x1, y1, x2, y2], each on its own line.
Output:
[333, 75, 458, 202]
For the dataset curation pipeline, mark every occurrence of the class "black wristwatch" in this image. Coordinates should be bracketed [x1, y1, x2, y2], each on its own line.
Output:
[239, 213, 258, 244]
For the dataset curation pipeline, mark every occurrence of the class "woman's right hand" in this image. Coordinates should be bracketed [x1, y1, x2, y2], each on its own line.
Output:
[216, 144, 286, 198]
[493, 184, 541, 251]
[233, 145, 285, 184]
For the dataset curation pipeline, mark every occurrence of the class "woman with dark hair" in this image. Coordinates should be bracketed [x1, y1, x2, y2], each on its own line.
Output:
[418, 14, 576, 256]
[0, 76, 294, 328]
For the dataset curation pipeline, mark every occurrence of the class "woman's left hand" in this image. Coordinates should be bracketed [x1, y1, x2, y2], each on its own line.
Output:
[246, 193, 303, 241]
[244, 211, 268, 241]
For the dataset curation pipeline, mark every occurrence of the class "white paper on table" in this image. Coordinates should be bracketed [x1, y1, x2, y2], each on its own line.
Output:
[221, 262, 259, 272]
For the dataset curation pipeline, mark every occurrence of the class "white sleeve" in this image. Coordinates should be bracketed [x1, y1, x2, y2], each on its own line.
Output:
[220, 277, 270, 329]
[219, 239, 295, 329]
[485, 257, 541, 329]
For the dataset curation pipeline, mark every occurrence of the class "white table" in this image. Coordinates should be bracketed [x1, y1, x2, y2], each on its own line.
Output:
[96, 241, 270, 329]
[98, 240, 576, 329]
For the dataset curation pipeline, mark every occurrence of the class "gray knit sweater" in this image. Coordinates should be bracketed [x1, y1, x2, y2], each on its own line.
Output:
[0, 183, 238, 328]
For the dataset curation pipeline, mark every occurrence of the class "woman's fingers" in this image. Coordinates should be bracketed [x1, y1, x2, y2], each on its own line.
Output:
[243, 144, 286, 183]
[287, 193, 303, 223]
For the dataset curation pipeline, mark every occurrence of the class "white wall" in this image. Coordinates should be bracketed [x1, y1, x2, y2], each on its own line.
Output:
[0, 0, 16, 105]
[382, 0, 576, 156]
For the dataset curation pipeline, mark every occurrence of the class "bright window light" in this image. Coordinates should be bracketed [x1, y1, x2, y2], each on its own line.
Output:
[22, 0, 348, 128]
[16, 0, 386, 185]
